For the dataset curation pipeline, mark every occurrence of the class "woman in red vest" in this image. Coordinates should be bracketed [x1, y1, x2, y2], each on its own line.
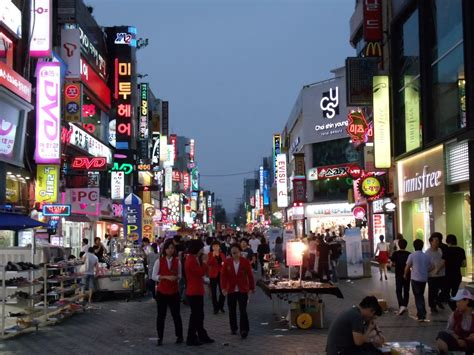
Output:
[221, 243, 255, 339]
[185, 239, 215, 346]
[152, 239, 183, 346]
[208, 240, 227, 314]
[436, 289, 474, 353]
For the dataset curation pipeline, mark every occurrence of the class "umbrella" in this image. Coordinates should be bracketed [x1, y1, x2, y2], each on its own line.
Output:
[0, 213, 49, 231]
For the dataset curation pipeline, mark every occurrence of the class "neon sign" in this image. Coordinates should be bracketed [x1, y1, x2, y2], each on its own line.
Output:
[71, 157, 107, 170]
[42, 204, 71, 217]
[358, 173, 385, 201]
[347, 110, 372, 143]
[114, 58, 132, 149]
[109, 162, 133, 175]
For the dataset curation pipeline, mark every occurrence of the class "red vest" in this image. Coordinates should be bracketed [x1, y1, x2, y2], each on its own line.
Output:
[156, 257, 179, 295]
[453, 310, 474, 339]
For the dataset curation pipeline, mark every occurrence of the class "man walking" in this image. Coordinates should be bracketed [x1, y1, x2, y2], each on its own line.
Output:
[82, 247, 99, 305]
[425, 233, 446, 313]
[404, 239, 433, 322]
[390, 239, 410, 315]
[444, 234, 467, 310]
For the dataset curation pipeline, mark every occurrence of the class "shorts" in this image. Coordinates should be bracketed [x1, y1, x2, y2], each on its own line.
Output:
[83, 274, 95, 291]
[437, 331, 474, 353]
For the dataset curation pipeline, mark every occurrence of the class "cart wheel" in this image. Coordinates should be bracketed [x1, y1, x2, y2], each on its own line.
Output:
[296, 313, 313, 329]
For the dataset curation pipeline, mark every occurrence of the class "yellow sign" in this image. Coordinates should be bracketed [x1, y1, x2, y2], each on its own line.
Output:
[373, 76, 391, 168]
[35, 165, 59, 203]
[142, 203, 154, 241]
[6, 177, 19, 203]
[404, 75, 421, 152]
[361, 177, 381, 197]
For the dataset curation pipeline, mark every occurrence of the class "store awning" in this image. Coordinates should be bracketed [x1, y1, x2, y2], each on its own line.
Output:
[0, 213, 49, 231]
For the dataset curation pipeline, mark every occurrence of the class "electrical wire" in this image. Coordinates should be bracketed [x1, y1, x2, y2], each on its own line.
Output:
[200, 170, 256, 177]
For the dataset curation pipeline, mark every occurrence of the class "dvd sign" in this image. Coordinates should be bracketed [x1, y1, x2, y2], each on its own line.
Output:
[71, 156, 107, 170]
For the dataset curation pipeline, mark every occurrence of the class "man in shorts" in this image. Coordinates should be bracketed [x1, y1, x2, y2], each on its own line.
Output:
[82, 247, 99, 304]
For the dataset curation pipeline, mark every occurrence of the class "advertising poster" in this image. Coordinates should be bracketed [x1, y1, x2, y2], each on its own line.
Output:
[345, 227, 363, 278]
[123, 193, 142, 243]
[35, 165, 59, 203]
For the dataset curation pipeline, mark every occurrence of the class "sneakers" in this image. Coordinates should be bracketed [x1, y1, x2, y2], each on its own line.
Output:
[397, 306, 407, 315]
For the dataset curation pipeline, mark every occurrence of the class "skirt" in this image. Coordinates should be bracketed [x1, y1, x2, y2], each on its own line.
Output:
[377, 251, 389, 264]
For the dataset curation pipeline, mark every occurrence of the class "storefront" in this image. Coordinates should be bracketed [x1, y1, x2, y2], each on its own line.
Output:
[305, 202, 355, 234]
[371, 198, 395, 253]
[62, 217, 93, 257]
[397, 145, 446, 250]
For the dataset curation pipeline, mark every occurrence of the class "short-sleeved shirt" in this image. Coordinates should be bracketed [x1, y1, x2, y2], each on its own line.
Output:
[444, 246, 466, 277]
[425, 248, 445, 278]
[406, 251, 432, 282]
[390, 250, 411, 277]
[84, 252, 98, 275]
[326, 307, 365, 355]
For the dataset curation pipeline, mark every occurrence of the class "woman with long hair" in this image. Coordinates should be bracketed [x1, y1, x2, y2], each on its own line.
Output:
[375, 235, 390, 281]
[152, 240, 183, 346]
[185, 239, 214, 346]
[208, 240, 226, 314]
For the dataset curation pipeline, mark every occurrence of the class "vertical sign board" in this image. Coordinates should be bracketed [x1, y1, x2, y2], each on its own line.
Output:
[164, 167, 173, 196]
[169, 134, 177, 163]
[142, 203, 154, 242]
[138, 83, 149, 161]
[111, 171, 125, 200]
[123, 193, 142, 243]
[276, 154, 288, 208]
[191, 168, 199, 191]
[189, 139, 195, 161]
[345, 228, 364, 278]
[60, 29, 81, 79]
[30, 0, 52, 57]
[363, 0, 382, 42]
[263, 169, 270, 205]
[35, 62, 61, 164]
[64, 83, 82, 122]
[373, 76, 391, 168]
[162, 101, 169, 137]
[35, 165, 59, 203]
[404, 75, 421, 152]
[273, 134, 281, 184]
[259, 166, 264, 192]
[151, 132, 161, 170]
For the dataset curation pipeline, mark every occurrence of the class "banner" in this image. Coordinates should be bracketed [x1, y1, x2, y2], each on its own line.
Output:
[373, 76, 391, 168]
[35, 165, 59, 203]
[64, 188, 100, 215]
[345, 228, 363, 278]
[404, 75, 421, 152]
[273, 134, 281, 184]
[276, 154, 288, 208]
[191, 168, 199, 191]
[164, 167, 173, 196]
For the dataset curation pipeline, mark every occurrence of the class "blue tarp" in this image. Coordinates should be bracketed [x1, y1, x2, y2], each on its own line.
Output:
[0, 213, 49, 231]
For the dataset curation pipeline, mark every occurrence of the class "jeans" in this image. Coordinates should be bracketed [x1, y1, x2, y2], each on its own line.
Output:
[210, 275, 225, 312]
[411, 280, 427, 319]
[395, 275, 410, 308]
[330, 259, 339, 282]
[186, 295, 209, 341]
[428, 277, 442, 309]
[227, 292, 249, 334]
[156, 292, 183, 340]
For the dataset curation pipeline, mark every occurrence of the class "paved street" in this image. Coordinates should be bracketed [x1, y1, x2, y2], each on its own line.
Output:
[1, 267, 446, 355]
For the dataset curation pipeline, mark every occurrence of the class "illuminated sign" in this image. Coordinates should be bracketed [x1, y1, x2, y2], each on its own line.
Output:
[139, 83, 149, 139]
[191, 168, 199, 191]
[151, 132, 160, 169]
[35, 165, 59, 203]
[364, 42, 382, 57]
[172, 170, 182, 182]
[276, 154, 288, 208]
[61, 29, 81, 79]
[263, 169, 270, 205]
[123, 193, 142, 243]
[347, 110, 372, 143]
[71, 156, 107, 170]
[259, 166, 264, 192]
[404, 75, 421, 151]
[137, 164, 151, 171]
[113, 58, 132, 149]
[293, 178, 306, 203]
[169, 134, 177, 163]
[42, 204, 71, 217]
[30, 0, 52, 57]
[273, 134, 281, 184]
[142, 203, 154, 241]
[305, 203, 354, 217]
[63, 188, 100, 215]
[352, 206, 366, 219]
[320, 87, 339, 119]
[0, 1, 21, 38]
[363, 0, 382, 42]
[109, 162, 133, 175]
[0, 61, 32, 102]
[183, 171, 190, 192]
[35, 62, 61, 164]
[189, 139, 195, 161]
[358, 173, 385, 201]
[403, 166, 442, 195]
[111, 171, 125, 200]
[80, 57, 111, 108]
[64, 83, 82, 122]
[78, 26, 107, 79]
[309, 164, 361, 180]
[373, 76, 391, 168]
[164, 167, 173, 196]
[67, 123, 112, 163]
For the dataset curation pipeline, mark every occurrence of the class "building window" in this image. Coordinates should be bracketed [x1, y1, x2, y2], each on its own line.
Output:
[427, 0, 465, 138]
[393, 8, 421, 156]
[311, 138, 361, 167]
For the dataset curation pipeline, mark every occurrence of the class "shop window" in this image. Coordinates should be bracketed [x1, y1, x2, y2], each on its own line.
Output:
[312, 138, 361, 167]
[392, 8, 421, 155]
[0, 32, 14, 67]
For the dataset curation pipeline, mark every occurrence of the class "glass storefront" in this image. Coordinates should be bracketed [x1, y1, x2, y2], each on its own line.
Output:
[62, 221, 92, 257]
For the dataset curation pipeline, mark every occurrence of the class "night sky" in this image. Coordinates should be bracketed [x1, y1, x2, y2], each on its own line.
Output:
[89, 0, 355, 214]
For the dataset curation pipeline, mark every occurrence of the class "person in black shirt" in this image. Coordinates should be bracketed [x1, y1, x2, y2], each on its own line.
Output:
[390, 239, 411, 315]
[317, 237, 331, 282]
[444, 234, 467, 310]
[257, 237, 270, 276]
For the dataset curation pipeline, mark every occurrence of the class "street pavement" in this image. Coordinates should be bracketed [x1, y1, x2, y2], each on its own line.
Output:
[0, 267, 447, 354]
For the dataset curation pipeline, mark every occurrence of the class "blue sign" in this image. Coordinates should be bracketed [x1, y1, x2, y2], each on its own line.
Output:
[123, 193, 143, 243]
[263, 170, 270, 206]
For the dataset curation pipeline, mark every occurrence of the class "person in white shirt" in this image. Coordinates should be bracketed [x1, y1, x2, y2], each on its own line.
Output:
[82, 247, 99, 304]
[375, 235, 390, 281]
[249, 235, 261, 271]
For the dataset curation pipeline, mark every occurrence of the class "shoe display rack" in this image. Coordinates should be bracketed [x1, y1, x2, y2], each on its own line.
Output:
[0, 261, 86, 339]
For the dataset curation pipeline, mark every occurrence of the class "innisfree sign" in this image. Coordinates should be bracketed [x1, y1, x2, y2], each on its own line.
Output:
[403, 165, 442, 196]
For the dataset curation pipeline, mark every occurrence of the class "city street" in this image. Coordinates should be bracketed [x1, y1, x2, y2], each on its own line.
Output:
[1, 268, 446, 355]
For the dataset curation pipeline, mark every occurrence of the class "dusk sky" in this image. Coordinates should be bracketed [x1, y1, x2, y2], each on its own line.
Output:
[89, 0, 355, 214]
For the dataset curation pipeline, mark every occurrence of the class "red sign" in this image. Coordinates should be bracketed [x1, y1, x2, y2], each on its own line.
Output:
[0, 61, 32, 102]
[292, 178, 306, 203]
[80, 56, 111, 108]
[65, 84, 80, 99]
[348, 165, 363, 179]
[347, 111, 372, 143]
[353, 206, 366, 219]
[172, 170, 182, 182]
[363, 0, 383, 42]
[183, 172, 190, 191]
[315, 164, 360, 180]
[71, 156, 107, 170]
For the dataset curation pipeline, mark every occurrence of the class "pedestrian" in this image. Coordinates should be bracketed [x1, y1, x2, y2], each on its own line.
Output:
[208, 240, 226, 314]
[425, 232, 446, 313]
[329, 236, 342, 283]
[326, 295, 384, 355]
[81, 247, 99, 305]
[443, 234, 467, 310]
[390, 239, 411, 315]
[392, 233, 404, 252]
[375, 235, 390, 281]
[185, 239, 214, 346]
[221, 243, 255, 339]
[404, 239, 434, 322]
[152, 240, 183, 346]
[93, 237, 106, 262]
[203, 236, 213, 254]
[274, 236, 284, 263]
[249, 234, 261, 271]
[317, 236, 331, 282]
[240, 238, 255, 265]
[257, 236, 270, 276]
[436, 289, 474, 354]
[81, 238, 89, 254]
[147, 243, 159, 298]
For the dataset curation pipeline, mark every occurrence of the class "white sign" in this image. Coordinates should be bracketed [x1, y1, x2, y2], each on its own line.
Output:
[345, 227, 363, 278]
[164, 167, 173, 196]
[320, 87, 339, 119]
[307, 167, 318, 181]
[68, 123, 112, 163]
[30, 0, 52, 57]
[305, 203, 354, 217]
[403, 165, 442, 196]
[64, 188, 99, 216]
[35, 62, 60, 164]
[0, 0, 22, 38]
[276, 154, 288, 208]
[111, 171, 124, 200]
[60, 29, 81, 79]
